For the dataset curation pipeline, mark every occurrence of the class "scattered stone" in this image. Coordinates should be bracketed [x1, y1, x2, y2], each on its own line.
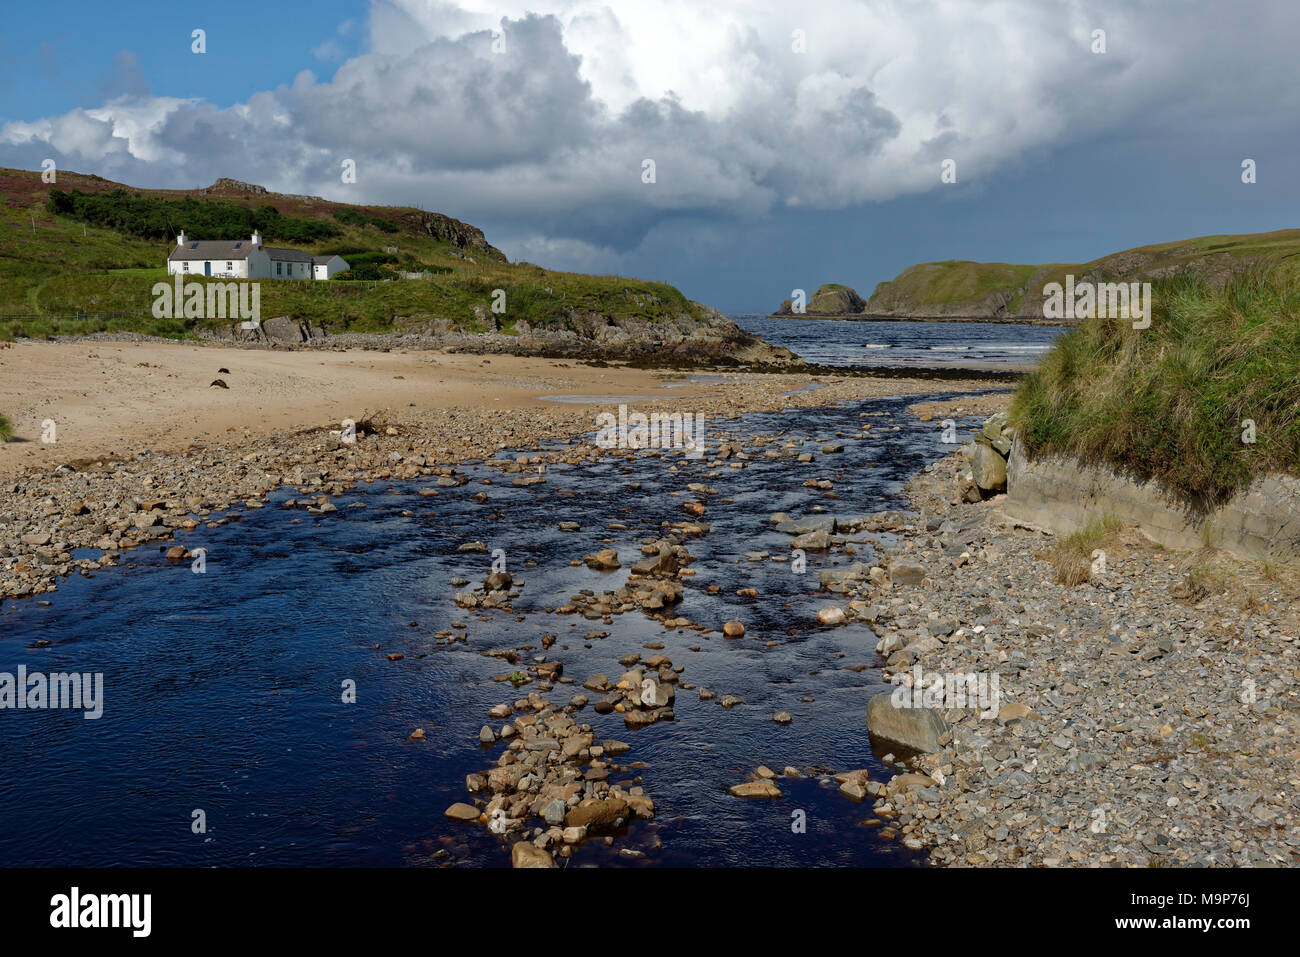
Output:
[444, 802, 479, 821]
[730, 780, 782, 799]
[511, 842, 555, 868]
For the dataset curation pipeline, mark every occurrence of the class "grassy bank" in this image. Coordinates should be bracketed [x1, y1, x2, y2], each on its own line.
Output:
[1009, 265, 1300, 509]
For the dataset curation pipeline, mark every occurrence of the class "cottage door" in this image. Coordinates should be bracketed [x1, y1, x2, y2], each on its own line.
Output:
[204, 262, 211, 276]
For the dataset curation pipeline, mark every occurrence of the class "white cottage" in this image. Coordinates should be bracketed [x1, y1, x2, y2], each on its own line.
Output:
[167, 231, 348, 280]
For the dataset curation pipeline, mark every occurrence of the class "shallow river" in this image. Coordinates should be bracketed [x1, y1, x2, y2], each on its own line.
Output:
[0, 393, 991, 867]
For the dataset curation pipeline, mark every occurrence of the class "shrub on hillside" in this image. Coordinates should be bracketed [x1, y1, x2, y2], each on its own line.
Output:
[46, 189, 341, 244]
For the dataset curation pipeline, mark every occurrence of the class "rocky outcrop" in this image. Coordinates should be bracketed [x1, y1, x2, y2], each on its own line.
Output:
[221, 317, 326, 345]
[202, 304, 799, 367]
[1004, 439, 1300, 560]
[775, 283, 867, 316]
[398, 210, 507, 263]
[203, 177, 507, 261]
[809, 284, 866, 315]
[205, 177, 323, 206]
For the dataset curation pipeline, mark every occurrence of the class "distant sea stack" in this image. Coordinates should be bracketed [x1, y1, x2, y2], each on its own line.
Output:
[774, 283, 867, 317]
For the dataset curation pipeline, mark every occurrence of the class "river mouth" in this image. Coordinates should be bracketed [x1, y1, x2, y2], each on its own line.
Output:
[0, 392, 993, 867]
[732, 314, 1066, 373]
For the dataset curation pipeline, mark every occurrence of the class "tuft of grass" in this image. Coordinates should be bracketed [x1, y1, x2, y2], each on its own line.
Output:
[1187, 560, 1231, 599]
[1010, 264, 1300, 511]
[0, 412, 12, 442]
[1048, 516, 1123, 586]
[1255, 558, 1282, 582]
[1171, 551, 1233, 602]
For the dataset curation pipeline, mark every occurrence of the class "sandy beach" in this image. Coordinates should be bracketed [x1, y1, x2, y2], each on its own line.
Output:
[0, 340, 738, 477]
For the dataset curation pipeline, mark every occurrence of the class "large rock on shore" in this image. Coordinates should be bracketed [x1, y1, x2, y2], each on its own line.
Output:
[866, 692, 950, 753]
[969, 442, 1007, 491]
[964, 412, 1014, 493]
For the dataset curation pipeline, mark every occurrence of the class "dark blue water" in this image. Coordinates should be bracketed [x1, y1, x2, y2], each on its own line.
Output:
[0, 394, 988, 867]
[732, 314, 1066, 368]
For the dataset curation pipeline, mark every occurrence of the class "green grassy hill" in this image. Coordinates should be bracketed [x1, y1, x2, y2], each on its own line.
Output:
[0, 168, 709, 340]
[865, 230, 1300, 320]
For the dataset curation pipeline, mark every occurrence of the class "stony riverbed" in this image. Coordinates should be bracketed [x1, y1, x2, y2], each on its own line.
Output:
[2, 369, 1295, 868]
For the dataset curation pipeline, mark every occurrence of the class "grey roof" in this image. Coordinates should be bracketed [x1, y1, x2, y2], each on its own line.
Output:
[312, 254, 344, 265]
[168, 241, 346, 267]
[264, 247, 314, 263]
[167, 240, 255, 262]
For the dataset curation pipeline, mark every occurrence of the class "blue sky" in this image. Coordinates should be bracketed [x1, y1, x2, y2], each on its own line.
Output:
[0, 2, 364, 118]
[3, 0, 1298, 312]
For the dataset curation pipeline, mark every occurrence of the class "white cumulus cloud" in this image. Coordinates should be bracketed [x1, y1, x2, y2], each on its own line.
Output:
[3, 0, 1297, 269]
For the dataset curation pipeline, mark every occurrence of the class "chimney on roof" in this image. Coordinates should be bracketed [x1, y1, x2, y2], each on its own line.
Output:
[177, 230, 186, 247]
[251, 230, 262, 246]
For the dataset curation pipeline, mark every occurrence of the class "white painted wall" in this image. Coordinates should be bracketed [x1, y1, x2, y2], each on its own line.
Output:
[168, 258, 249, 278]
[168, 248, 270, 278]
[313, 256, 348, 279]
[167, 246, 346, 280]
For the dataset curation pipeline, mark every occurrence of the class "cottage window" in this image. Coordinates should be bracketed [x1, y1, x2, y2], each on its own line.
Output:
[277, 262, 282, 276]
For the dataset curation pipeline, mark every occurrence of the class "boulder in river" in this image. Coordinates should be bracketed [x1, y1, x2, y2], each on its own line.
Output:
[730, 779, 783, 798]
[565, 797, 629, 832]
[511, 842, 556, 868]
[444, 802, 480, 822]
[583, 549, 621, 570]
[866, 692, 949, 753]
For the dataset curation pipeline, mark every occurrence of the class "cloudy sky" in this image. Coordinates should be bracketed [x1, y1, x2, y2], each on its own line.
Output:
[2, 0, 1298, 311]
